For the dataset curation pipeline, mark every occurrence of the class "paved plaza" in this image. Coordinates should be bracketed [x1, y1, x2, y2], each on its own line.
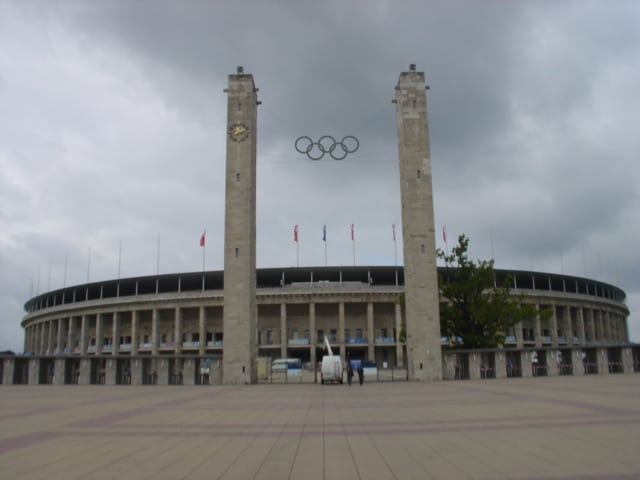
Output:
[1, 375, 639, 479]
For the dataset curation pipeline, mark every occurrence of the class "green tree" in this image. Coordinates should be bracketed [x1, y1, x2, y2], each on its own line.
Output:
[437, 234, 540, 349]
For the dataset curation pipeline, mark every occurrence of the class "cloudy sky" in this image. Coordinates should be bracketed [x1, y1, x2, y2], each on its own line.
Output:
[1, 0, 639, 352]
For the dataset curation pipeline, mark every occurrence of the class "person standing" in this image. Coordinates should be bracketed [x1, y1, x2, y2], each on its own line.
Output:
[347, 362, 354, 386]
[357, 364, 364, 385]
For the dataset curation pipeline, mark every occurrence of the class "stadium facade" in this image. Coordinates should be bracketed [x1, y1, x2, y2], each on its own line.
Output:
[2, 66, 636, 385]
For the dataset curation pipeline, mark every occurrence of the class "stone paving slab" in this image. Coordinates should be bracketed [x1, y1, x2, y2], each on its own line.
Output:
[1, 375, 639, 479]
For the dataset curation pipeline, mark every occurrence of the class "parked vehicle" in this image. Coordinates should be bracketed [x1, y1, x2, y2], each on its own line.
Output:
[320, 336, 343, 384]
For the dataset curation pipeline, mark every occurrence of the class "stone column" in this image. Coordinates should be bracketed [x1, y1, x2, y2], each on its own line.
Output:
[586, 308, 595, 343]
[603, 310, 611, 343]
[577, 307, 586, 345]
[534, 303, 542, 347]
[183, 357, 196, 386]
[547, 350, 560, 377]
[394, 65, 441, 381]
[222, 67, 259, 384]
[564, 306, 573, 346]
[54, 358, 65, 385]
[622, 346, 633, 373]
[112, 312, 120, 355]
[95, 314, 103, 354]
[595, 310, 603, 343]
[2, 358, 14, 385]
[199, 306, 206, 356]
[80, 315, 88, 355]
[550, 305, 558, 346]
[339, 302, 346, 360]
[23, 327, 30, 354]
[131, 357, 142, 385]
[30, 358, 40, 385]
[47, 320, 54, 354]
[367, 302, 374, 361]
[495, 351, 507, 379]
[56, 318, 64, 354]
[131, 310, 138, 355]
[596, 347, 608, 373]
[395, 302, 404, 367]
[174, 307, 182, 355]
[515, 319, 523, 348]
[67, 317, 75, 354]
[151, 309, 159, 356]
[574, 349, 585, 376]
[39, 323, 44, 355]
[309, 303, 316, 367]
[280, 304, 287, 359]
[105, 358, 117, 385]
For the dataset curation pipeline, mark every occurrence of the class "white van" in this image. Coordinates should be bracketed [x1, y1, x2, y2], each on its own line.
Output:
[320, 355, 343, 384]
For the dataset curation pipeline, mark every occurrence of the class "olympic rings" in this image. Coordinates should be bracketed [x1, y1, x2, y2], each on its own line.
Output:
[294, 135, 359, 161]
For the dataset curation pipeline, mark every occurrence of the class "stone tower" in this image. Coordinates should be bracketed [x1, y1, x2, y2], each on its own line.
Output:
[394, 64, 442, 381]
[223, 67, 259, 384]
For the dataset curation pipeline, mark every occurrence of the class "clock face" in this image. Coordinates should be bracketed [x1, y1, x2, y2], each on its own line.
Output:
[228, 123, 250, 142]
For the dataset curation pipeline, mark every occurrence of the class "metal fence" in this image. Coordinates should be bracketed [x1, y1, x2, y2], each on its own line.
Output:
[258, 365, 408, 384]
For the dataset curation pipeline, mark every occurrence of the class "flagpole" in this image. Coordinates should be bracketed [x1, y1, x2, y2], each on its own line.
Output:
[323, 224, 327, 267]
[443, 225, 449, 269]
[155, 235, 160, 294]
[351, 224, 355, 266]
[202, 230, 206, 272]
[294, 225, 299, 267]
[200, 230, 206, 290]
[443, 225, 449, 257]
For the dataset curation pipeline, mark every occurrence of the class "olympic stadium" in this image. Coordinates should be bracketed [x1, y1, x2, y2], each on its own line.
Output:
[2, 264, 635, 387]
[2, 65, 637, 386]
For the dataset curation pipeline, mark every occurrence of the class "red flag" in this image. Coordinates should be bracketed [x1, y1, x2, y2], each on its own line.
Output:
[350, 224, 354, 241]
[392, 224, 396, 242]
[293, 225, 298, 243]
[199, 231, 206, 247]
[442, 225, 447, 244]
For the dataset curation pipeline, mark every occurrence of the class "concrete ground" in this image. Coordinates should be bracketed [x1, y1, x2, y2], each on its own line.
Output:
[0, 375, 639, 480]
